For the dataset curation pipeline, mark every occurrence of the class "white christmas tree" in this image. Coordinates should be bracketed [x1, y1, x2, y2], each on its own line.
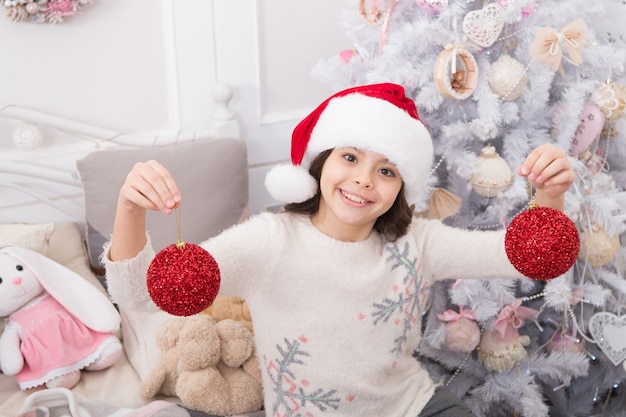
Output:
[313, 1, 626, 416]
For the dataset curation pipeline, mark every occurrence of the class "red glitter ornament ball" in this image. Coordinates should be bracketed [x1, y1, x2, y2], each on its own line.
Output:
[147, 242, 220, 316]
[505, 206, 580, 280]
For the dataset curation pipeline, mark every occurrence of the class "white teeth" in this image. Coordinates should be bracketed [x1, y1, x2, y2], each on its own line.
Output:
[342, 191, 366, 203]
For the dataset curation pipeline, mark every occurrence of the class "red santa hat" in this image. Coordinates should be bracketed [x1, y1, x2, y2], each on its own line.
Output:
[265, 83, 433, 204]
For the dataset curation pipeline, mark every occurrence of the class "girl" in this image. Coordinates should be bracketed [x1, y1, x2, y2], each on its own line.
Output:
[104, 83, 575, 417]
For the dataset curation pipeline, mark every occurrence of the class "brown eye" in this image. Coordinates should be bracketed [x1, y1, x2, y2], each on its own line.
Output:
[380, 168, 395, 177]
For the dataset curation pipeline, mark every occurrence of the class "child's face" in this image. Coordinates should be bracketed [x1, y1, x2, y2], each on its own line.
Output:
[312, 147, 403, 241]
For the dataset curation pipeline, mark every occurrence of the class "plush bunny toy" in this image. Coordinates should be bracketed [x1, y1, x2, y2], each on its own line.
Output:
[0, 246, 122, 390]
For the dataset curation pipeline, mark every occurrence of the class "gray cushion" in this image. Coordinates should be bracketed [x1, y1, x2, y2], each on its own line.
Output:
[76, 138, 249, 275]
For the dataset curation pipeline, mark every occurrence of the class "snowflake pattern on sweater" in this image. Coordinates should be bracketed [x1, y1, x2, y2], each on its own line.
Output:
[372, 242, 429, 360]
[265, 336, 341, 417]
[265, 241, 430, 417]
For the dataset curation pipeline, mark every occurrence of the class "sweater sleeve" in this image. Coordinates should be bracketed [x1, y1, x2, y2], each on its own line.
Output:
[101, 213, 282, 311]
[413, 218, 522, 281]
[200, 212, 283, 298]
[101, 235, 159, 312]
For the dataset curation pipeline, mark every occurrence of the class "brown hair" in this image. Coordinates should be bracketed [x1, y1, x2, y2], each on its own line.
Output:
[284, 149, 414, 241]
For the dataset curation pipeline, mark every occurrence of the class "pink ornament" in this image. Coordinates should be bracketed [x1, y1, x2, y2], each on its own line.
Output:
[46, 0, 76, 16]
[553, 102, 605, 159]
[547, 330, 585, 354]
[521, 2, 537, 17]
[339, 49, 356, 64]
[497, 0, 537, 17]
[415, 0, 448, 17]
[492, 299, 538, 341]
[571, 102, 605, 158]
[437, 307, 481, 353]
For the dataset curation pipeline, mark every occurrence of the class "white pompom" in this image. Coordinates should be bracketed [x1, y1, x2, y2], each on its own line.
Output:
[265, 164, 318, 204]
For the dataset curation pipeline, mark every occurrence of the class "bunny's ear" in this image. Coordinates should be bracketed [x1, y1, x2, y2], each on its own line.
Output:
[1, 247, 120, 333]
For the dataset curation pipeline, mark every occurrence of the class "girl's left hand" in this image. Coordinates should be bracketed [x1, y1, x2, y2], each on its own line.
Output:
[517, 143, 575, 199]
[517, 144, 575, 211]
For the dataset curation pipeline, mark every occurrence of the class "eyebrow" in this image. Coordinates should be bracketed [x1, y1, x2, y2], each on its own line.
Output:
[346, 147, 392, 164]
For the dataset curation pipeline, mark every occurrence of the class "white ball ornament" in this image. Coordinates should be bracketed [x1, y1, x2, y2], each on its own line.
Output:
[12, 123, 43, 151]
[489, 54, 528, 101]
[471, 145, 513, 197]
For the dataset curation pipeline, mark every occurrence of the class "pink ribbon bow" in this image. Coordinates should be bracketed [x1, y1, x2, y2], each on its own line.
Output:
[492, 299, 538, 341]
[529, 18, 587, 71]
[437, 306, 476, 322]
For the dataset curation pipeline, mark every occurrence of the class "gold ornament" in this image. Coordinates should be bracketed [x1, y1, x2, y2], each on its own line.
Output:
[478, 330, 530, 372]
[471, 145, 513, 197]
[579, 223, 620, 267]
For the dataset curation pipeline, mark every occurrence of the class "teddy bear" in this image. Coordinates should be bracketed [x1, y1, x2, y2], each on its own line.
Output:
[0, 246, 123, 390]
[202, 295, 253, 334]
[140, 314, 263, 416]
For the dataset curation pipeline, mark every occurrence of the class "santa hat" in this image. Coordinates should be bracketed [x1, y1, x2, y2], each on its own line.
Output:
[265, 83, 433, 204]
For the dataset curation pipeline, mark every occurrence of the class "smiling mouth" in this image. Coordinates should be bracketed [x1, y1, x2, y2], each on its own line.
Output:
[341, 190, 370, 204]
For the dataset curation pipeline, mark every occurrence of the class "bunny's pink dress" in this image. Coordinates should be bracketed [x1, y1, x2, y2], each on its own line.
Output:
[7, 293, 119, 389]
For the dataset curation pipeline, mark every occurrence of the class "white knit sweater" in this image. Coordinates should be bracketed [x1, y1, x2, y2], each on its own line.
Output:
[104, 212, 520, 417]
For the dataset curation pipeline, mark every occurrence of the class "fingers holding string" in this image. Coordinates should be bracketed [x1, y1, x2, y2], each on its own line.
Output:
[518, 144, 572, 188]
[120, 160, 181, 214]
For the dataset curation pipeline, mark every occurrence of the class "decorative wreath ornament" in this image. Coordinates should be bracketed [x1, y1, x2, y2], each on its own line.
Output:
[4, 0, 93, 24]
[434, 44, 479, 100]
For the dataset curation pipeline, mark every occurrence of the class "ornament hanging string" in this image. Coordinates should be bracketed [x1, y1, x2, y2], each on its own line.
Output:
[527, 180, 537, 208]
[378, 0, 398, 55]
[174, 205, 184, 248]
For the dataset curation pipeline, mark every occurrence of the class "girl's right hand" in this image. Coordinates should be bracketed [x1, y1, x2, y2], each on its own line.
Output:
[118, 160, 181, 215]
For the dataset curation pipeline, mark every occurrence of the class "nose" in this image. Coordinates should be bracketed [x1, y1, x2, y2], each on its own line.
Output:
[12, 277, 22, 285]
[354, 170, 373, 188]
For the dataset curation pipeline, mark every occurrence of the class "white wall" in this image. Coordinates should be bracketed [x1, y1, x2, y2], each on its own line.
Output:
[0, 0, 351, 216]
[207, 0, 351, 213]
[3, 0, 625, 219]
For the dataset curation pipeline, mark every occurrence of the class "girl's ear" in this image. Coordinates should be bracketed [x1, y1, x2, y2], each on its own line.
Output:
[3, 247, 120, 333]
